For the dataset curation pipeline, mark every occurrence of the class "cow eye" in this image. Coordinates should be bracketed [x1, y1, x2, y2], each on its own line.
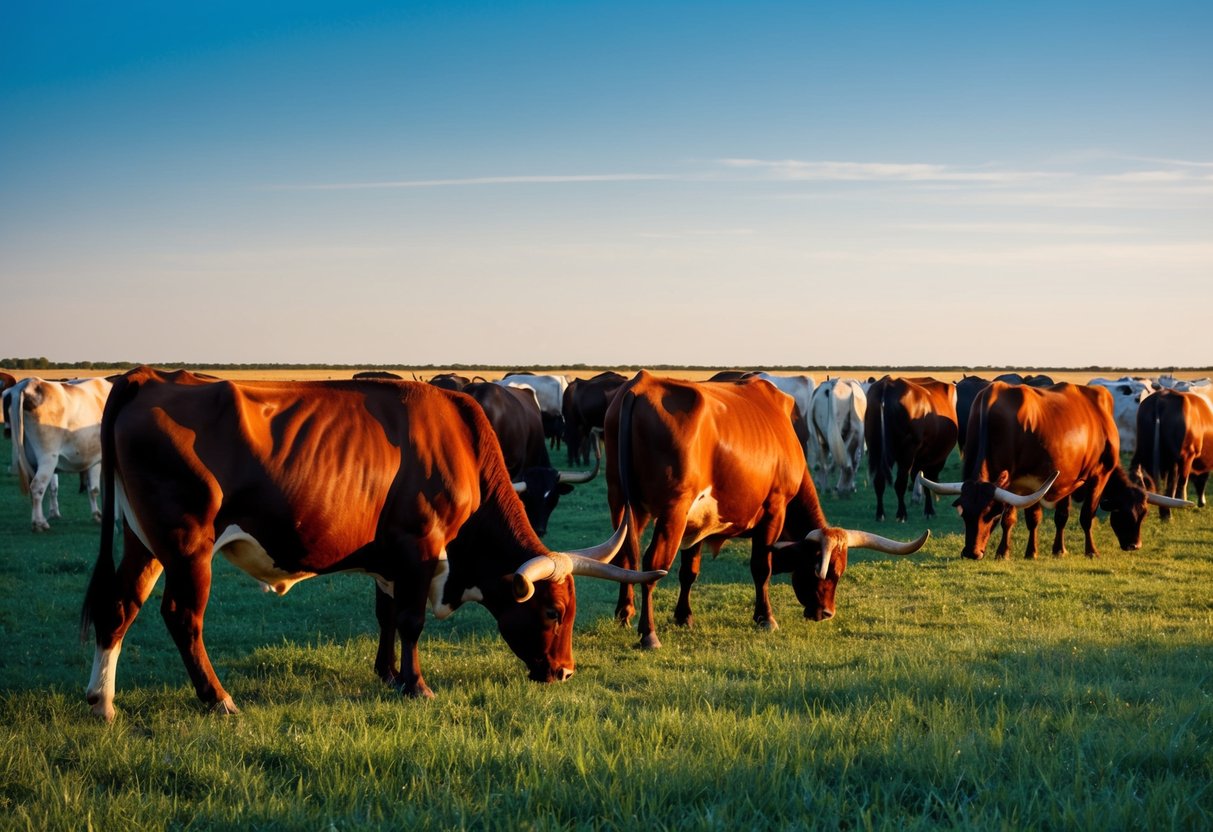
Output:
[544, 606, 562, 623]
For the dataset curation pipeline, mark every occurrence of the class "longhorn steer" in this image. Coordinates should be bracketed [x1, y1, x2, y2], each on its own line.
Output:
[80, 367, 662, 721]
[864, 376, 958, 522]
[1132, 389, 1213, 519]
[605, 371, 927, 649]
[920, 382, 1190, 560]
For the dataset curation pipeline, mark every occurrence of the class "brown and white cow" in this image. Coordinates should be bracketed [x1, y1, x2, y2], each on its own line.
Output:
[605, 371, 928, 649]
[864, 376, 958, 522]
[920, 381, 1190, 560]
[8, 376, 112, 530]
[80, 367, 663, 721]
[1132, 389, 1213, 519]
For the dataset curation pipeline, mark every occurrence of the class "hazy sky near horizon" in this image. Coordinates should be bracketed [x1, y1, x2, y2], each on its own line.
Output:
[2, 1, 1210, 367]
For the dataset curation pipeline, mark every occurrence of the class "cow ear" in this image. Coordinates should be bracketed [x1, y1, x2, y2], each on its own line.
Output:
[995, 470, 1010, 488]
[953, 499, 963, 517]
[558, 483, 575, 496]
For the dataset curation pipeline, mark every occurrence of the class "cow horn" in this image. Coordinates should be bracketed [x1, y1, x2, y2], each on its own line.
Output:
[556, 451, 600, 485]
[1145, 492, 1195, 509]
[804, 528, 930, 580]
[993, 471, 1059, 507]
[804, 530, 831, 579]
[512, 554, 572, 602]
[512, 480, 527, 493]
[512, 513, 665, 601]
[563, 511, 629, 562]
[917, 474, 963, 496]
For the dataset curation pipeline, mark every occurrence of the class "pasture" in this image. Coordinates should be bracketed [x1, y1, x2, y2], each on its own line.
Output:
[2, 376, 1212, 831]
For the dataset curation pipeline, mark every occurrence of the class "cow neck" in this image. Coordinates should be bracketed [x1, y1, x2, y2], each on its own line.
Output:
[785, 471, 830, 537]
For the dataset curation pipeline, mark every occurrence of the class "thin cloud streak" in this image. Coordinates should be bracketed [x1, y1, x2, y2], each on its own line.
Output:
[717, 158, 1062, 183]
[268, 173, 680, 190]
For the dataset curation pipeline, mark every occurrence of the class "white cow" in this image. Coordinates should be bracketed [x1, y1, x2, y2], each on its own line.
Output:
[751, 372, 816, 461]
[809, 378, 867, 496]
[1087, 377, 1154, 455]
[8, 377, 112, 530]
[496, 373, 569, 447]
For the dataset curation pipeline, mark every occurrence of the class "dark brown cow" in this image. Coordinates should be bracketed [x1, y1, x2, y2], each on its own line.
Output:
[953, 375, 990, 454]
[1132, 389, 1213, 519]
[0, 371, 15, 435]
[462, 381, 597, 537]
[605, 372, 928, 649]
[920, 382, 1189, 560]
[427, 373, 471, 391]
[864, 376, 958, 522]
[352, 370, 404, 380]
[80, 367, 662, 721]
[562, 371, 626, 465]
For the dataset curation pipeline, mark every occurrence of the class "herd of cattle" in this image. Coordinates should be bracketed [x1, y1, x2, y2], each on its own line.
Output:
[0, 365, 1209, 719]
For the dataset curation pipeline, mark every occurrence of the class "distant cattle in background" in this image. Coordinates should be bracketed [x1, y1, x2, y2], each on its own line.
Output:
[864, 376, 958, 522]
[8, 376, 113, 530]
[809, 378, 867, 496]
[1, 371, 16, 437]
[426, 373, 471, 392]
[562, 371, 626, 465]
[1132, 389, 1213, 519]
[706, 371, 815, 462]
[496, 373, 569, 451]
[1087, 377, 1154, 454]
[953, 375, 990, 454]
[463, 382, 598, 538]
[1156, 375, 1212, 393]
[352, 370, 403, 380]
[994, 373, 1055, 387]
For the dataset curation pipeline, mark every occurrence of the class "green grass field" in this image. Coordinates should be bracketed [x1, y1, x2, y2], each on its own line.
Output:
[1, 430, 1211, 830]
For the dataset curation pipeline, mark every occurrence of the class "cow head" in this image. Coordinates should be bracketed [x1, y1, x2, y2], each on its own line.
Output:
[919, 472, 1057, 559]
[494, 513, 665, 682]
[512, 453, 599, 537]
[774, 528, 929, 621]
[1101, 466, 1192, 548]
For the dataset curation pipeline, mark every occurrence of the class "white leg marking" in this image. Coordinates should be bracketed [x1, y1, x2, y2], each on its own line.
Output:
[429, 549, 455, 619]
[86, 644, 122, 720]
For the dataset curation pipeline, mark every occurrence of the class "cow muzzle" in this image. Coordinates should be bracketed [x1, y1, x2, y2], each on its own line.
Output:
[529, 664, 575, 683]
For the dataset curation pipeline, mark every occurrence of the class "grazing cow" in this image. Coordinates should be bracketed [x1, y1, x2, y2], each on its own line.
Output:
[920, 382, 1189, 560]
[8, 376, 112, 530]
[497, 373, 569, 450]
[426, 373, 471, 392]
[463, 381, 597, 537]
[1087, 377, 1154, 454]
[352, 370, 404, 380]
[864, 376, 958, 522]
[954, 375, 990, 454]
[1132, 389, 1213, 519]
[808, 378, 867, 495]
[79, 368, 663, 721]
[562, 371, 626, 465]
[605, 372, 928, 649]
[994, 372, 1055, 387]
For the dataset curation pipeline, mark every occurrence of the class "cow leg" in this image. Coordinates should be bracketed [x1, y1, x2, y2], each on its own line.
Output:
[1192, 472, 1209, 508]
[1051, 496, 1071, 555]
[750, 513, 785, 631]
[160, 549, 239, 714]
[373, 583, 399, 684]
[919, 463, 944, 519]
[28, 460, 57, 530]
[893, 464, 910, 522]
[86, 524, 164, 722]
[47, 473, 60, 519]
[995, 507, 1017, 559]
[86, 464, 102, 523]
[636, 509, 688, 650]
[873, 468, 887, 521]
[673, 542, 703, 628]
[1078, 486, 1100, 557]
[1022, 503, 1043, 559]
[612, 506, 649, 626]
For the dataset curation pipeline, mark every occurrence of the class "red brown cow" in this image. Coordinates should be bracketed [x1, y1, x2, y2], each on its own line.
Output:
[1132, 389, 1213, 519]
[864, 376, 958, 522]
[920, 382, 1189, 560]
[80, 367, 662, 721]
[605, 371, 928, 649]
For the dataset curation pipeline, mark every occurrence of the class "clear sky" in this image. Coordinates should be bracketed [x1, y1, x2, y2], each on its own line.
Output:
[2, 1, 1210, 367]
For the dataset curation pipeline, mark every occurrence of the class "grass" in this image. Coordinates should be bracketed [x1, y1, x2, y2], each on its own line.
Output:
[1, 428, 1212, 830]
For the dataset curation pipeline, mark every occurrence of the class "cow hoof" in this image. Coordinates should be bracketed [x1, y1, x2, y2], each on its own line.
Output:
[637, 633, 662, 650]
[1024, 552, 1037, 560]
[1053, 547, 1066, 557]
[400, 682, 435, 699]
[32, 523, 49, 533]
[92, 512, 103, 523]
[211, 697, 240, 716]
[87, 695, 116, 723]
[962, 551, 984, 561]
[755, 617, 779, 632]
[1085, 550, 1099, 559]
[674, 615, 693, 628]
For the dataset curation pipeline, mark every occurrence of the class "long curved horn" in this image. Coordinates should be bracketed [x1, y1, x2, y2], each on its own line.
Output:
[993, 471, 1059, 507]
[564, 512, 629, 562]
[918, 474, 963, 495]
[556, 451, 600, 485]
[513, 513, 649, 601]
[1145, 492, 1195, 509]
[512, 480, 527, 493]
[569, 559, 667, 585]
[513, 554, 571, 602]
[843, 528, 930, 555]
[804, 529, 832, 579]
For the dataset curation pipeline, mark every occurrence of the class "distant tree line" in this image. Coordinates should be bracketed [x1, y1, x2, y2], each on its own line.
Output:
[1, 358, 1209, 373]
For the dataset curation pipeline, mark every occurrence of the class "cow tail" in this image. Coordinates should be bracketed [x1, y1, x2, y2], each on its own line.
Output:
[618, 388, 637, 512]
[1152, 408, 1162, 489]
[80, 373, 135, 644]
[879, 389, 894, 482]
[13, 382, 32, 495]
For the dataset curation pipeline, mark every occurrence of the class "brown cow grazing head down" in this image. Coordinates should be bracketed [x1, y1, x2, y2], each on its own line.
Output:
[921, 381, 1190, 560]
[80, 367, 663, 721]
[606, 371, 928, 648]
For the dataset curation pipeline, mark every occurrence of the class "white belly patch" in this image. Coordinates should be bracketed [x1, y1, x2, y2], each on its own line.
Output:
[214, 525, 315, 595]
[682, 487, 732, 548]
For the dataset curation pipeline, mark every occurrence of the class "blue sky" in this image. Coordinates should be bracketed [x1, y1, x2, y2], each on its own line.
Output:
[2, 1, 1210, 366]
